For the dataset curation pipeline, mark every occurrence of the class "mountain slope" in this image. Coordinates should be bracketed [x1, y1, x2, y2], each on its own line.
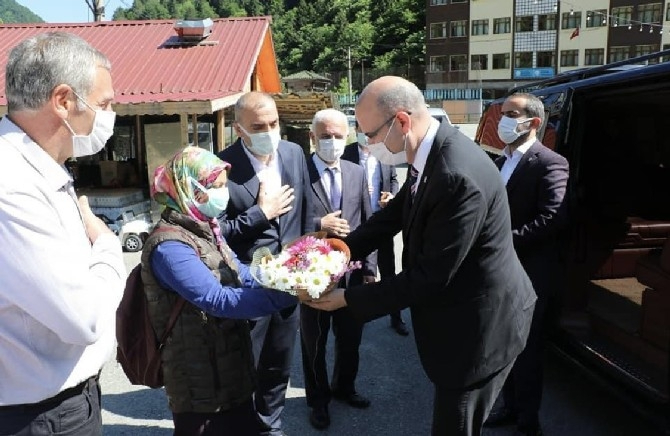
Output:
[0, 0, 43, 23]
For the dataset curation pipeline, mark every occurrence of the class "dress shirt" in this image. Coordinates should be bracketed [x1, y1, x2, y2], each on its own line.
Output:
[0, 117, 125, 405]
[500, 137, 535, 185]
[359, 146, 382, 213]
[151, 241, 297, 319]
[411, 118, 440, 192]
[312, 154, 342, 210]
[241, 139, 282, 196]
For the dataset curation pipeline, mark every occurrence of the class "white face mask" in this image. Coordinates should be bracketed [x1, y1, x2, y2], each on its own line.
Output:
[190, 177, 230, 218]
[357, 132, 368, 146]
[64, 94, 116, 158]
[497, 115, 531, 145]
[367, 117, 407, 166]
[316, 138, 346, 163]
[239, 125, 281, 156]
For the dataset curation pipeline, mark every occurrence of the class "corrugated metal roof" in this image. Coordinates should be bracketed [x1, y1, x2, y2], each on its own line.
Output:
[0, 17, 276, 106]
[282, 70, 331, 82]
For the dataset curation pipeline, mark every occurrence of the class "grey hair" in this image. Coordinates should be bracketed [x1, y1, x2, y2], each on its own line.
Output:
[234, 91, 276, 121]
[6, 32, 111, 112]
[311, 108, 348, 133]
[361, 78, 427, 118]
[510, 93, 545, 123]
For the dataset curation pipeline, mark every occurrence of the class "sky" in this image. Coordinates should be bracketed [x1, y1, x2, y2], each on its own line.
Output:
[17, 0, 127, 23]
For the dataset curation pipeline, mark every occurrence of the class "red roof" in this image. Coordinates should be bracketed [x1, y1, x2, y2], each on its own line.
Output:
[0, 17, 280, 106]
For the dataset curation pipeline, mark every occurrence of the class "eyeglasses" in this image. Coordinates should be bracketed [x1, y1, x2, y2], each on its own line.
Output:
[363, 114, 397, 140]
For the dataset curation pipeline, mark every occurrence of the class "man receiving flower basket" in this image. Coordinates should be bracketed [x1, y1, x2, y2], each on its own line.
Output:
[254, 110, 377, 430]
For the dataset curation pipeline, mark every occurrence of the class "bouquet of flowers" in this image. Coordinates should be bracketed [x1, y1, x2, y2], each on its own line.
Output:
[251, 232, 361, 301]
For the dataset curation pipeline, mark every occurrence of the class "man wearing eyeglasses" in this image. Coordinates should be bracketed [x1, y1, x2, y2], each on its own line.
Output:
[307, 76, 537, 436]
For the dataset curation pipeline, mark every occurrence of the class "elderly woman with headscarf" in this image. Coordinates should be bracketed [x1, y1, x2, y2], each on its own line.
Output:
[140, 146, 296, 436]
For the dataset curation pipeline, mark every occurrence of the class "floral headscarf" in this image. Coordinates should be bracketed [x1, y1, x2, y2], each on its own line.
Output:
[152, 146, 231, 222]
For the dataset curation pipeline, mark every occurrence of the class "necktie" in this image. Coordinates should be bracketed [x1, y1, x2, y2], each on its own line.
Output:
[326, 167, 341, 210]
[408, 165, 419, 199]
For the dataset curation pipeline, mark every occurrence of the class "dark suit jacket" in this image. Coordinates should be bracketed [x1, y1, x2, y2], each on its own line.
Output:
[495, 141, 569, 296]
[307, 155, 376, 283]
[217, 139, 315, 262]
[343, 121, 537, 389]
[341, 142, 399, 197]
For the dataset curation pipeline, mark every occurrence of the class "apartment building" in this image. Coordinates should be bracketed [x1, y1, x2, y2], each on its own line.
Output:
[426, 0, 670, 98]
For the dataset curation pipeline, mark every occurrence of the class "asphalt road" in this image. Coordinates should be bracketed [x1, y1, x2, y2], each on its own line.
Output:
[101, 125, 663, 435]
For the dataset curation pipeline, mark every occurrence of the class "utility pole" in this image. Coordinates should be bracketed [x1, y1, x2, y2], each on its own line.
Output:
[84, 0, 105, 21]
[347, 46, 353, 106]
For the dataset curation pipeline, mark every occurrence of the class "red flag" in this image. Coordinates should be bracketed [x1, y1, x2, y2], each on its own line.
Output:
[570, 27, 580, 40]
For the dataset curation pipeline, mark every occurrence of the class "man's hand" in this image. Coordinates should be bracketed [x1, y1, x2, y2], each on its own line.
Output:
[258, 182, 294, 220]
[305, 288, 347, 311]
[77, 195, 113, 244]
[320, 211, 350, 237]
[363, 275, 377, 284]
[378, 191, 395, 208]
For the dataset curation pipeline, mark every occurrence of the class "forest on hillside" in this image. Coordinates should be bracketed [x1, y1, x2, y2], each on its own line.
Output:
[0, 0, 43, 23]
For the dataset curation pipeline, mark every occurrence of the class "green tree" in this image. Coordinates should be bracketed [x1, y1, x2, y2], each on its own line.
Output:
[0, 0, 43, 23]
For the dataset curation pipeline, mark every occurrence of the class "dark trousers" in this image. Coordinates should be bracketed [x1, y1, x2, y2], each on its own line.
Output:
[250, 304, 299, 436]
[172, 398, 258, 436]
[377, 238, 403, 324]
[501, 288, 551, 428]
[0, 376, 101, 436]
[432, 360, 514, 436]
[300, 304, 365, 408]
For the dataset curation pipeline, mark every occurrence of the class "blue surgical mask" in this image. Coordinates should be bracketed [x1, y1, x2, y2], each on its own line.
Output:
[189, 177, 229, 218]
[357, 132, 368, 146]
[238, 125, 281, 156]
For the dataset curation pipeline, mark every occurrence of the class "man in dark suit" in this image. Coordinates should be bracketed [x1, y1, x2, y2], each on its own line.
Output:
[300, 109, 377, 430]
[308, 76, 537, 436]
[341, 123, 408, 336]
[484, 93, 569, 436]
[217, 91, 315, 436]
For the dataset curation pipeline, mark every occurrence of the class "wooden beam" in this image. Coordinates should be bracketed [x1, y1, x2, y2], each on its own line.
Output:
[215, 110, 225, 153]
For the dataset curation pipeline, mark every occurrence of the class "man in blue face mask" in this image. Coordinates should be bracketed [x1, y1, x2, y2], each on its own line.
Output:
[217, 91, 316, 436]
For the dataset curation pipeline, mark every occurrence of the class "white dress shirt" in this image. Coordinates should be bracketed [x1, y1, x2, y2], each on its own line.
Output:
[241, 139, 282, 196]
[500, 137, 535, 185]
[312, 154, 342, 209]
[0, 117, 126, 405]
[358, 146, 382, 213]
[411, 118, 440, 192]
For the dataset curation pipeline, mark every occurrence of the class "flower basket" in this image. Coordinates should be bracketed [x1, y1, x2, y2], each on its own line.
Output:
[250, 232, 359, 302]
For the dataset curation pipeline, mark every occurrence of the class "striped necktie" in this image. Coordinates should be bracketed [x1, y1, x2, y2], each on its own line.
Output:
[408, 165, 419, 198]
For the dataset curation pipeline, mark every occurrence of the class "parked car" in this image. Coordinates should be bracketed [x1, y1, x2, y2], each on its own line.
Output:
[475, 50, 670, 431]
[427, 107, 451, 125]
[97, 211, 154, 252]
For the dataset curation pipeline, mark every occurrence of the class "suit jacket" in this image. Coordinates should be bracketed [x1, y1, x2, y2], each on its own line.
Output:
[307, 156, 376, 283]
[341, 142, 399, 196]
[344, 121, 536, 389]
[217, 139, 315, 262]
[495, 141, 569, 296]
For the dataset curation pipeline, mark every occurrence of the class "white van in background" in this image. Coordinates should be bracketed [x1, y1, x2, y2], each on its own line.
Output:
[428, 107, 451, 125]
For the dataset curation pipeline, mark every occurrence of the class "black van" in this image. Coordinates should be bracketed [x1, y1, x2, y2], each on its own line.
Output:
[475, 51, 670, 430]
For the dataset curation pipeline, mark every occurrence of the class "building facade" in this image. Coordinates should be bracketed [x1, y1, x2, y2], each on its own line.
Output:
[426, 0, 670, 98]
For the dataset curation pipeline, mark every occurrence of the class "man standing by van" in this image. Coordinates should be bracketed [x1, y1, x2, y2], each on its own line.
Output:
[485, 93, 569, 436]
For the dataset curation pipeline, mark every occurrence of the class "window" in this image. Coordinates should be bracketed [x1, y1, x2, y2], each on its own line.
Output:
[450, 20, 467, 37]
[515, 52, 533, 68]
[636, 44, 660, 64]
[538, 14, 556, 31]
[430, 22, 447, 39]
[471, 54, 488, 70]
[493, 17, 511, 34]
[516, 16, 533, 32]
[562, 11, 581, 29]
[638, 3, 662, 23]
[430, 0, 447, 5]
[450, 55, 468, 71]
[611, 6, 632, 27]
[451, 0, 467, 3]
[609, 46, 630, 63]
[586, 10, 607, 28]
[560, 50, 579, 67]
[471, 19, 489, 36]
[584, 48, 604, 65]
[492, 53, 510, 69]
[667, 4, 670, 21]
[429, 56, 448, 72]
[662, 44, 670, 63]
[537, 51, 555, 68]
